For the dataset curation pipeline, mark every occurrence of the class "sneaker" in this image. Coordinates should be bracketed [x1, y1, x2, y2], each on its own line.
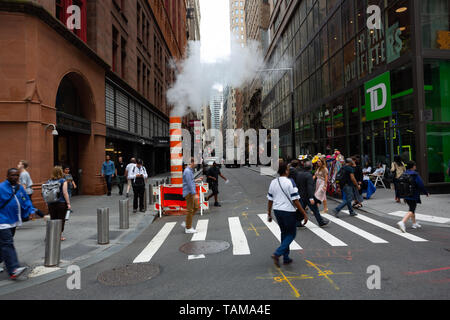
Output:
[185, 228, 197, 234]
[319, 220, 330, 227]
[332, 209, 340, 218]
[283, 258, 293, 265]
[181, 221, 186, 228]
[349, 212, 358, 217]
[397, 221, 406, 233]
[214, 202, 221, 207]
[412, 223, 422, 229]
[10, 267, 28, 280]
[0, 266, 4, 273]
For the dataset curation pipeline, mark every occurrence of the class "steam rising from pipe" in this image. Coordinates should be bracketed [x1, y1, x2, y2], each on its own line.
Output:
[167, 40, 265, 117]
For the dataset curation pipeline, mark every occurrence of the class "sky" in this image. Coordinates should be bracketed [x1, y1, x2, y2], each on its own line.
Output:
[199, 0, 230, 64]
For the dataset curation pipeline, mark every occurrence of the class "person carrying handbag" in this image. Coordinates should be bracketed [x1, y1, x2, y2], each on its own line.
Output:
[267, 162, 308, 268]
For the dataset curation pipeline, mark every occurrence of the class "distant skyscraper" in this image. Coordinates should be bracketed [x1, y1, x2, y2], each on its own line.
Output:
[210, 89, 223, 130]
[229, 0, 247, 48]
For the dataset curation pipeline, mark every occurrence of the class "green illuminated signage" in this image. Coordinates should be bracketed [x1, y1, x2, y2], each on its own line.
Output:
[365, 71, 392, 121]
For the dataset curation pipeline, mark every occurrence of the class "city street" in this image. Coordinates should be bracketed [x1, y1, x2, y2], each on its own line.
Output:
[1, 167, 449, 300]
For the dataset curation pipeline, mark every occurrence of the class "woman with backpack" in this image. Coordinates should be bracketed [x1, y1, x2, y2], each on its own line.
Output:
[397, 161, 429, 233]
[46, 166, 71, 241]
[391, 156, 406, 203]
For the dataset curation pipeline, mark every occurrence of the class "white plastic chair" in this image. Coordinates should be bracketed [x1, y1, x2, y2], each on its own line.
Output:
[370, 164, 387, 189]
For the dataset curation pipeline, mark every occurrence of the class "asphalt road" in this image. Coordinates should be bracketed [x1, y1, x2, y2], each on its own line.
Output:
[1, 167, 449, 300]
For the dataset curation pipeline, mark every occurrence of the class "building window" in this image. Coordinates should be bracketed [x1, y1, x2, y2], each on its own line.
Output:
[112, 26, 119, 72]
[121, 37, 127, 79]
[137, 57, 141, 92]
[56, 0, 87, 43]
[422, 0, 450, 49]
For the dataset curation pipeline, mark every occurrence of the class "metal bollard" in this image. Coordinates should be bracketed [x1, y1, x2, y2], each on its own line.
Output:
[143, 187, 148, 212]
[97, 208, 110, 245]
[119, 199, 129, 229]
[44, 220, 62, 267]
[149, 184, 154, 205]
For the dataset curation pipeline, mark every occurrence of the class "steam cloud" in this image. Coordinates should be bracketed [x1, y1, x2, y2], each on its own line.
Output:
[167, 40, 265, 117]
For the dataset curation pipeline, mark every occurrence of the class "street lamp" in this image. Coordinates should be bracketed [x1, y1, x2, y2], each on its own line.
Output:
[257, 67, 295, 160]
[45, 124, 59, 136]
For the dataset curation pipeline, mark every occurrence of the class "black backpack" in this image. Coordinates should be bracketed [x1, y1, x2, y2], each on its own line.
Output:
[335, 167, 347, 188]
[397, 173, 416, 198]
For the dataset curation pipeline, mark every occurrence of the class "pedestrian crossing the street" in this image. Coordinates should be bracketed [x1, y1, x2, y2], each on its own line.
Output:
[132, 212, 429, 264]
[340, 210, 428, 242]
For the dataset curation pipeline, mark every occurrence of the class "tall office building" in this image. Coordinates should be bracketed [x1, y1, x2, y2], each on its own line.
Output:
[210, 89, 223, 130]
[243, 0, 271, 131]
[261, 0, 450, 188]
[230, 0, 247, 48]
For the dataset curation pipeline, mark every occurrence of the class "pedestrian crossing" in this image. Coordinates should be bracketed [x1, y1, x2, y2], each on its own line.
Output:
[132, 211, 429, 264]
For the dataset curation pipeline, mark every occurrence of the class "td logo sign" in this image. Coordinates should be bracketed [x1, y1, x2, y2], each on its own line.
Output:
[365, 72, 392, 121]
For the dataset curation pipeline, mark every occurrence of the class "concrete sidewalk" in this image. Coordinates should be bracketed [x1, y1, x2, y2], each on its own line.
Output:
[0, 173, 177, 287]
[0, 170, 206, 285]
[245, 165, 450, 226]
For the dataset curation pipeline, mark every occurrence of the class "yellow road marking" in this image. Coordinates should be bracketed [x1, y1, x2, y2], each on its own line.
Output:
[305, 260, 351, 291]
[248, 223, 264, 236]
[276, 267, 301, 298]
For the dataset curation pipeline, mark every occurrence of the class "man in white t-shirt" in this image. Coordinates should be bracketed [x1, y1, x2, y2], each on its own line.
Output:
[267, 162, 308, 267]
[125, 158, 136, 198]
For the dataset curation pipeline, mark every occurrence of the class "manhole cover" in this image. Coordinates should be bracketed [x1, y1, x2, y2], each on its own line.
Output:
[97, 263, 160, 286]
[179, 240, 230, 255]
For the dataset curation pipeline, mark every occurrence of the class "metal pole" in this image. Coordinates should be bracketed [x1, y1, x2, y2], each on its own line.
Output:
[44, 220, 62, 267]
[119, 199, 129, 229]
[149, 184, 154, 205]
[143, 187, 148, 212]
[97, 208, 109, 245]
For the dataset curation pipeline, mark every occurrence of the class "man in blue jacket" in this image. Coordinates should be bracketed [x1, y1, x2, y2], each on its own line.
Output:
[397, 161, 429, 232]
[101, 155, 116, 196]
[0, 168, 36, 280]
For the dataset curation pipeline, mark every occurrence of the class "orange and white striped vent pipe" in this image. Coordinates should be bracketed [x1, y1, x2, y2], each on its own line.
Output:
[170, 117, 183, 186]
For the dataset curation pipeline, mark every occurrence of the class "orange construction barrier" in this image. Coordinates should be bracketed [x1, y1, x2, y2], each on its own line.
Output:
[154, 183, 209, 217]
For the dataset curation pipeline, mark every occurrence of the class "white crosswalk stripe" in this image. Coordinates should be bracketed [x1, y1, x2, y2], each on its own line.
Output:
[188, 219, 209, 260]
[323, 213, 389, 244]
[341, 210, 428, 242]
[387, 211, 450, 224]
[228, 217, 251, 255]
[133, 222, 177, 263]
[132, 211, 431, 263]
[304, 221, 348, 246]
[257, 214, 303, 250]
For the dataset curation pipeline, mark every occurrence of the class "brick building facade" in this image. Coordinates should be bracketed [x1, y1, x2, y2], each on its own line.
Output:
[0, 0, 188, 211]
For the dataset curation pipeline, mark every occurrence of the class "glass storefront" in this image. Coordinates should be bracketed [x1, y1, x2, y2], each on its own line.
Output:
[262, 0, 450, 185]
[424, 60, 450, 183]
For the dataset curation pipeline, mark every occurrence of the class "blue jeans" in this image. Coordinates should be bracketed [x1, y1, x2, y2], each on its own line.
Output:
[335, 185, 355, 214]
[273, 210, 297, 262]
[105, 175, 112, 193]
[0, 228, 19, 275]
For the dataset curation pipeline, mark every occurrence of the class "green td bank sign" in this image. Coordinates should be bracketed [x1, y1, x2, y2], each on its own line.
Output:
[365, 71, 392, 121]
